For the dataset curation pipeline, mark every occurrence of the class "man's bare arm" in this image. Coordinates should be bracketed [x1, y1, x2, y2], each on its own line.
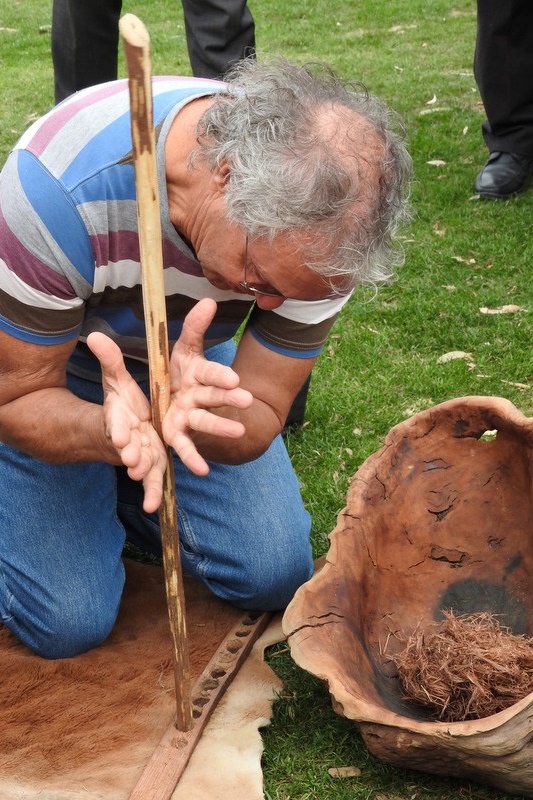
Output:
[0, 332, 114, 463]
[162, 299, 316, 466]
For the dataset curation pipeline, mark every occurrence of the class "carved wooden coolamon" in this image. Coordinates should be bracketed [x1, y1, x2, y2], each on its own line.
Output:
[284, 396, 533, 798]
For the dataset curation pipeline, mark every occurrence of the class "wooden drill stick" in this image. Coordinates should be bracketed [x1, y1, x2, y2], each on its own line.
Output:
[119, 12, 192, 732]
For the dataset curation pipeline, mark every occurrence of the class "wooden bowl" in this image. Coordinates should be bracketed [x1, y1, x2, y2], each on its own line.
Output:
[283, 396, 533, 797]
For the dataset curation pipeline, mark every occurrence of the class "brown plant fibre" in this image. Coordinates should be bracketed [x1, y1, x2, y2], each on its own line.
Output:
[391, 610, 533, 722]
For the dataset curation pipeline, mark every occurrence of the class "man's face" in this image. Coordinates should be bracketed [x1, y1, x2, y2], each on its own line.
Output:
[197, 222, 349, 311]
[181, 141, 353, 309]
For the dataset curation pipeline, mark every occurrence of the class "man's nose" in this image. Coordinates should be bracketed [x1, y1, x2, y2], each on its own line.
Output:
[254, 295, 286, 311]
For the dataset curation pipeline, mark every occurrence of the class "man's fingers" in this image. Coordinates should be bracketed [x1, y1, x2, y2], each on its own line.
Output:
[171, 435, 211, 477]
[142, 485, 163, 514]
[164, 298, 253, 476]
[175, 297, 218, 355]
[186, 408, 246, 438]
[124, 433, 168, 512]
[87, 331, 169, 510]
[86, 331, 124, 375]
[197, 359, 242, 390]
[141, 467, 166, 513]
[189, 384, 253, 411]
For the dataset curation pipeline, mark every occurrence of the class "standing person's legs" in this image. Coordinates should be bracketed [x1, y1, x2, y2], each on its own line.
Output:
[475, 0, 533, 154]
[474, 0, 533, 197]
[181, 0, 255, 79]
[52, 0, 123, 103]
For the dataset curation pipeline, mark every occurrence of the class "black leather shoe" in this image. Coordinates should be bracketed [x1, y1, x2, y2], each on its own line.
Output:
[475, 151, 533, 199]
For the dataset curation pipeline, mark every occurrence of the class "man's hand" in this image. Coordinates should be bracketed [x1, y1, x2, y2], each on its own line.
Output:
[87, 298, 252, 509]
[87, 331, 168, 513]
[162, 298, 253, 474]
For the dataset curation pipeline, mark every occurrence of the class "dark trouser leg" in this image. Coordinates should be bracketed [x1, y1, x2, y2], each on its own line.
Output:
[181, 0, 255, 79]
[52, 0, 123, 103]
[474, 0, 533, 155]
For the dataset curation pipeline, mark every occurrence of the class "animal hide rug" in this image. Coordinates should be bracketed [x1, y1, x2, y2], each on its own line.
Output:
[0, 558, 283, 799]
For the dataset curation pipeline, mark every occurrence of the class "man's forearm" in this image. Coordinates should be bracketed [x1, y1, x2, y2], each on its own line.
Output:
[0, 387, 281, 472]
[0, 387, 118, 464]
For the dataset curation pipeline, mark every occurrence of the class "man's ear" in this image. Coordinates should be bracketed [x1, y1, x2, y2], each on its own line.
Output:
[213, 157, 231, 189]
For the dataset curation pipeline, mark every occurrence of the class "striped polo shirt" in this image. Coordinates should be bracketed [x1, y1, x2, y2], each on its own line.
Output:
[0, 77, 351, 382]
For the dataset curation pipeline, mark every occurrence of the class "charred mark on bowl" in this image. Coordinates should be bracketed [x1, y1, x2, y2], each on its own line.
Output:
[439, 578, 528, 634]
[505, 552, 524, 575]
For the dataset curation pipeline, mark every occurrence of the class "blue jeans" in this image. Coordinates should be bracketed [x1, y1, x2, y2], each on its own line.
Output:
[0, 341, 312, 658]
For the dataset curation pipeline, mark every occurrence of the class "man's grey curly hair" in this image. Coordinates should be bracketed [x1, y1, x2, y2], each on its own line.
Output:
[192, 58, 412, 289]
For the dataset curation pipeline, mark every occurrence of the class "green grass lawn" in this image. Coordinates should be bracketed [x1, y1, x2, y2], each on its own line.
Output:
[1, 0, 532, 797]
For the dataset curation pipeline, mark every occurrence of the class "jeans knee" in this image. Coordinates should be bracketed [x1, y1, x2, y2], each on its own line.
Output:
[207, 543, 314, 612]
[34, 614, 117, 660]
[4, 578, 123, 659]
[245, 554, 314, 610]
[25, 599, 118, 659]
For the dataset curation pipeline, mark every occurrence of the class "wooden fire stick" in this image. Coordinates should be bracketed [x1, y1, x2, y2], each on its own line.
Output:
[119, 13, 193, 732]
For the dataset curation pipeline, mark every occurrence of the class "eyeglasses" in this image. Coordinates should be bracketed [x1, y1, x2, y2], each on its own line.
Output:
[238, 234, 351, 302]
[238, 236, 283, 298]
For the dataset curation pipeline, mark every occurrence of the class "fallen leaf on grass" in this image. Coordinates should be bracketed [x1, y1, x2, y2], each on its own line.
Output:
[479, 304, 523, 315]
[437, 351, 475, 366]
[419, 106, 451, 115]
[389, 24, 417, 33]
[327, 766, 361, 778]
[501, 379, 529, 390]
[451, 255, 476, 264]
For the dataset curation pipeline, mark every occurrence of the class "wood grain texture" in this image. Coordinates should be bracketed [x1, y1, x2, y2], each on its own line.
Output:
[120, 12, 192, 731]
